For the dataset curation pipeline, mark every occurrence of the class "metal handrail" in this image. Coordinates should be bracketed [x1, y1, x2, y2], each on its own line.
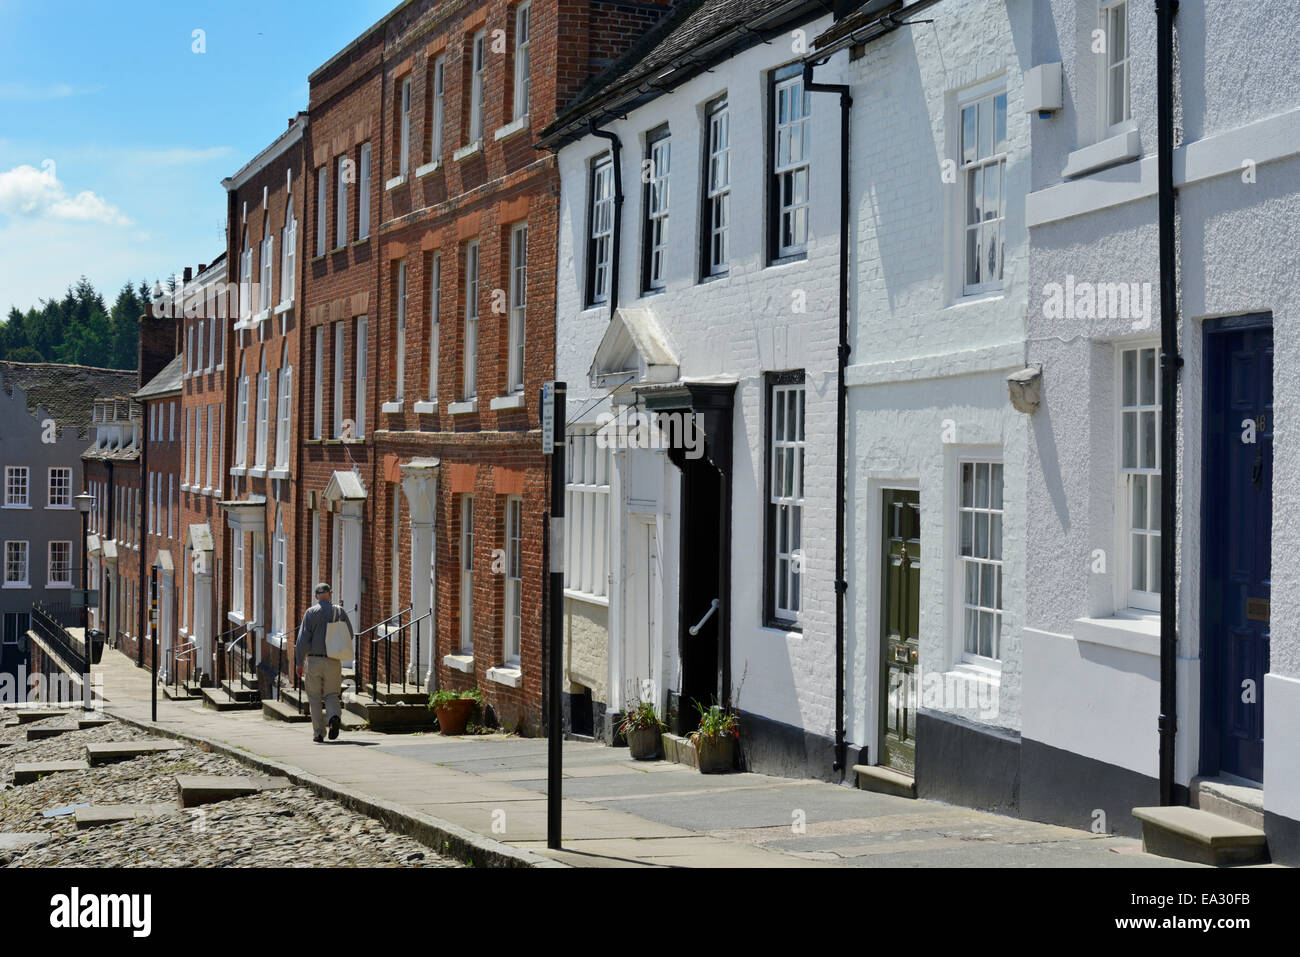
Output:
[361, 607, 433, 701]
[357, 606, 413, 640]
[172, 640, 197, 694]
[222, 626, 253, 695]
[30, 603, 90, 706]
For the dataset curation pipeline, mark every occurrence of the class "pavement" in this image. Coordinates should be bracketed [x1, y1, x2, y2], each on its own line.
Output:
[87, 649, 1196, 868]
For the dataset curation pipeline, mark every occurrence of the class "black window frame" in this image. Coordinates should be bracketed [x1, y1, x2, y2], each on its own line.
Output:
[641, 124, 671, 294]
[699, 94, 730, 282]
[766, 62, 811, 266]
[763, 368, 806, 631]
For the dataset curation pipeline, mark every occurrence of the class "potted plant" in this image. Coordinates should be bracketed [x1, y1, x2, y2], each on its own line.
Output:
[689, 701, 738, 774]
[429, 687, 481, 736]
[618, 698, 665, 760]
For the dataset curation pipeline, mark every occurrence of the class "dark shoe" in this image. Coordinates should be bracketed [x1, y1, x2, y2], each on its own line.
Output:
[328, 715, 340, 740]
[313, 735, 324, 743]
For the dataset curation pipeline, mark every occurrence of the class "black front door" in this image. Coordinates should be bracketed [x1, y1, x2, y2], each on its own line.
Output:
[678, 455, 724, 733]
[1203, 319, 1272, 783]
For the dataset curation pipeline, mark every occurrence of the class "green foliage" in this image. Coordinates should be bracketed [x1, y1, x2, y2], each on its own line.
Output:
[429, 686, 482, 710]
[0, 276, 149, 370]
[618, 698, 665, 736]
[690, 700, 739, 741]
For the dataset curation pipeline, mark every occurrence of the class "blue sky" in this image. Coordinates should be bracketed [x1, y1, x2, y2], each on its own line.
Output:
[0, 0, 396, 314]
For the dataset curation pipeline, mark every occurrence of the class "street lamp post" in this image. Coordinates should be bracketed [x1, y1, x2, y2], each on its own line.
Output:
[74, 492, 94, 708]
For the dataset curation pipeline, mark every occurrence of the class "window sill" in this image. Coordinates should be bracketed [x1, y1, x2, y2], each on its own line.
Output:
[1063, 125, 1141, 179]
[768, 251, 808, 268]
[268, 468, 290, 481]
[273, 301, 293, 316]
[2, 504, 32, 510]
[1072, 611, 1160, 656]
[311, 254, 327, 264]
[227, 611, 245, 625]
[489, 393, 524, 411]
[413, 400, 438, 414]
[494, 115, 529, 142]
[385, 174, 408, 191]
[46, 505, 74, 511]
[351, 236, 370, 248]
[415, 160, 441, 178]
[2, 583, 31, 590]
[486, 665, 522, 688]
[232, 320, 253, 333]
[268, 631, 287, 650]
[448, 398, 478, 416]
[247, 468, 267, 479]
[46, 582, 72, 590]
[452, 141, 482, 162]
[950, 288, 1005, 309]
[443, 653, 474, 674]
[329, 246, 347, 256]
[699, 269, 730, 285]
[229, 467, 246, 477]
[381, 400, 404, 414]
[253, 308, 272, 324]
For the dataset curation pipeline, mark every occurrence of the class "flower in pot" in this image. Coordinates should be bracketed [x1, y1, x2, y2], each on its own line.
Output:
[618, 698, 665, 760]
[429, 687, 481, 736]
[689, 701, 738, 774]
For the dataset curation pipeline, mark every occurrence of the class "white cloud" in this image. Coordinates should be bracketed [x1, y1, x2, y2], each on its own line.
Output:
[0, 162, 130, 225]
[0, 82, 102, 102]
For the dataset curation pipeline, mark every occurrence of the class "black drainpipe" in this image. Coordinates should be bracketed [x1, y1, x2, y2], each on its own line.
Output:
[1156, 0, 1182, 807]
[803, 62, 852, 778]
[588, 120, 624, 318]
[137, 407, 148, 668]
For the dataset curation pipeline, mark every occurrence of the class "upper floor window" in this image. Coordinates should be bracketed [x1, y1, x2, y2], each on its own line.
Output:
[770, 65, 810, 261]
[333, 321, 346, 439]
[235, 355, 249, 468]
[463, 241, 480, 400]
[336, 155, 350, 248]
[468, 31, 486, 145]
[240, 226, 253, 321]
[766, 374, 805, 627]
[959, 85, 1007, 296]
[354, 316, 368, 439]
[276, 344, 292, 469]
[312, 326, 324, 440]
[958, 459, 1004, 664]
[394, 259, 408, 401]
[704, 97, 730, 277]
[1120, 344, 1160, 611]
[564, 429, 610, 599]
[259, 214, 273, 313]
[1101, 0, 1131, 133]
[315, 166, 328, 257]
[5, 466, 29, 507]
[587, 155, 614, 306]
[48, 541, 71, 587]
[399, 76, 412, 177]
[281, 196, 297, 304]
[512, 3, 531, 121]
[429, 252, 442, 402]
[643, 128, 670, 293]
[504, 495, 523, 666]
[508, 223, 527, 394]
[430, 57, 446, 162]
[255, 351, 269, 468]
[47, 467, 72, 508]
[358, 142, 372, 241]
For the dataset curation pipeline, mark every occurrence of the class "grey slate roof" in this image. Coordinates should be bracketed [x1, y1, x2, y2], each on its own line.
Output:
[541, 0, 824, 146]
[135, 354, 185, 400]
[0, 361, 137, 437]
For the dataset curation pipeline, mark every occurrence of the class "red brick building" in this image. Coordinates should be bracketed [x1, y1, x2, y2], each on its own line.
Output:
[83, 398, 141, 657]
[221, 116, 307, 692]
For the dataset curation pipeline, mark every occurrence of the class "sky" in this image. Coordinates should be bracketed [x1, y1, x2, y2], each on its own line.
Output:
[0, 0, 396, 314]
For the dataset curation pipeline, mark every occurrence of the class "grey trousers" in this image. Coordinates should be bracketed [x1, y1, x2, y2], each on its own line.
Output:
[303, 655, 342, 739]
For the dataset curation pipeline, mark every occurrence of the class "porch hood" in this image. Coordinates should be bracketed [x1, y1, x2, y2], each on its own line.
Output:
[589, 307, 679, 390]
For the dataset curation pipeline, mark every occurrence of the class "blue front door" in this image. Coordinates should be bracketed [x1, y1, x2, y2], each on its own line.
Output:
[1202, 318, 1272, 783]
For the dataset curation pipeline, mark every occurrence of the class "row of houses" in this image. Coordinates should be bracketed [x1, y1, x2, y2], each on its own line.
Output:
[55, 0, 1300, 862]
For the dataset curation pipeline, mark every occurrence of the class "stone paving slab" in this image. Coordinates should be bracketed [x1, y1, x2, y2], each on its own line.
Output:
[26, 725, 77, 741]
[0, 832, 51, 864]
[175, 775, 291, 808]
[85, 741, 186, 765]
[74, 803, 177, 829]
[12, 761, 90, 784]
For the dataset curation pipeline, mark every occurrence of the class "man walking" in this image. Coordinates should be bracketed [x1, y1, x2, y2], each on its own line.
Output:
[295, 583, 352, 743]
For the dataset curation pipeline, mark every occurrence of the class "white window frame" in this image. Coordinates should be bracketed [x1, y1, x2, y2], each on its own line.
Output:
[259, 214, 273, 314]
[255, 353, 269, 468]
[354, 316, 368, 439]
[469, 31, 486, 145]
[336, 154, 350, 249]
[400, 77, 412, 177]
[431, 57, 446, 161]
[280, 196, 297, 304]
[564, 429, 610, 599]
[195, 406, 204, 490]
[957, 80, 1008, 297]
[768, 380, 805, 625]
[504, 495, 523, 665]
[276, 347, 292, 468]
[47, 541, 71, 588]
[460, 494, 474, 654]
[47, 467, 72, 509]
[231, 529, 245, 619]
[705, 97, 730, 276]
[316, 165, 328, 257]
[273, 509, 287, 638]
[1100, 0, 1132, 136]
[644, 131, 670, 291]
[772, 69, 810, 260]
[955, 456, 1005, 667]
[169, 402, 175, 442]
[235, 356, 249, 468]
[197, 320, 205, 373]
[312, 326, 324, 440]
[333, 321, 345, 438]
[508, 223, 527, 394]
[358, 142, 372, 241]
[1117, 343, 1161, 612]
[463, 242, 479, 400]
[206, 402, 215, 490]
[4, 466, 28, 508]
[512, 3, 531, 121]
[429, 252, 441, 401]
[588, 156, 614, 305]
[4, 541, 29, 588]
[168, 475, 174, 539]
[240, 227, 253, 322]
[395, 259, 407, 401]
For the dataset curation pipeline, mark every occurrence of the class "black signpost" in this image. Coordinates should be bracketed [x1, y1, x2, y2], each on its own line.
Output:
[543, 381, 566, 851]
[150, 565, 158, 723]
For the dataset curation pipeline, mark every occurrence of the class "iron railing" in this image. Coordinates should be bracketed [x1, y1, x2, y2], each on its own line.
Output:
[30, 603, 90, 705]
[355, 606, 433, 702]
[218, 624, 252, 695]
[172, 640, 197, 694]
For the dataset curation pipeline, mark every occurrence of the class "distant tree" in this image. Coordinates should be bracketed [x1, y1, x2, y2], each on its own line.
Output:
[108, 282, 144, 369]
[5, 345, 43, 363]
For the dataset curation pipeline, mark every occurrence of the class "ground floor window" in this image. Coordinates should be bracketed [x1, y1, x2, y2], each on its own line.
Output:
[504, 495, 522, 666]
[957, 459, 1004, 663]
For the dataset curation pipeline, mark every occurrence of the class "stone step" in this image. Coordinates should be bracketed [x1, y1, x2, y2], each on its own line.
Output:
[161, 683, 202, 702]
[854, 764, 917, 799]
[77, 717, 113, 730]
[262, 699, 310, 723]
[26, 725, 77, 742]
[85, 741, 185, 766]
[14, 709, 72, 725]
[12, 760, 90, 784]
[1132, 805, 1269, 866]
[1192, 776, 1265, 831]
[220, 679, 260, 702]
[661, 733, 698, 769]
[201, 687, 260, 712]
[361, 682, 430, 706]
[175, 774, 291, 808]
[74, 803, 176, 830]
[343, 698, 428, 733]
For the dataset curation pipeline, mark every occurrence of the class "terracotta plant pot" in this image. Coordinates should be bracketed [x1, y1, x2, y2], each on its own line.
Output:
[694, 734, 736, 774]
[435, 698, 474, 735]
[626, 725, 662, 760]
